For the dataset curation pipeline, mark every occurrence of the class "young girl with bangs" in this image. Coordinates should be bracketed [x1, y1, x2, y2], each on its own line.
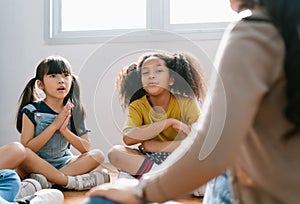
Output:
[16, 55, 110, 191]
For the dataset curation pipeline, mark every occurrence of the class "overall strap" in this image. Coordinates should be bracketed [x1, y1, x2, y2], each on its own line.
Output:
[23, 104, 37, 113]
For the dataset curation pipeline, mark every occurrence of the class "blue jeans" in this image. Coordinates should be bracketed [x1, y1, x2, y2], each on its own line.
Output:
[0, 169, 21, 202]
[203, 172, 233, 204]
[84, 196, 120, 204]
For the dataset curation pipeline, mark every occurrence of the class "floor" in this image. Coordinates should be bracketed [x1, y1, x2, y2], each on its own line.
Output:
[63, 163, 203, 204]
[63, 191, 202, 204]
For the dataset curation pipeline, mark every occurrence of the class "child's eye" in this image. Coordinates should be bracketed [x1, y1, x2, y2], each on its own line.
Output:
[50, 74, 56, 78]
[64, 73, 70, 77]
[142, 71, 149, 75]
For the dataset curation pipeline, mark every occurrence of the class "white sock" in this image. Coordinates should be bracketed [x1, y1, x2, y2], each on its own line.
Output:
[65, 176, 76, 189]
[151, 163, 159, 170]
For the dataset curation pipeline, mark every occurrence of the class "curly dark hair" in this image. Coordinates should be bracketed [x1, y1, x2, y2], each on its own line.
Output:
[115, 63, 145, 110]
[115, 52, 207, 109]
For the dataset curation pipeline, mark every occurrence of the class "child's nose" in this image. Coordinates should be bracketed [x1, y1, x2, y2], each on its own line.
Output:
[149, 71, 155, 78]
[58, 76, 65, 83]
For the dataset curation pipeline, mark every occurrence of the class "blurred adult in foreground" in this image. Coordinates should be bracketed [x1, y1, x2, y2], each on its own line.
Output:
[85, 0, 300, 203]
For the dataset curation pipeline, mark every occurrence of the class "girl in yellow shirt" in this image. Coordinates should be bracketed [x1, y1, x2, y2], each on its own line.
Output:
[108, 52, 206, 178]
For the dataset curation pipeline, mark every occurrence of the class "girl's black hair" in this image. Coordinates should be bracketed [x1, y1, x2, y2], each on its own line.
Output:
[115, 52, 207, 109]
[243, 0, 300, 139]
[16, 55, 86, 135]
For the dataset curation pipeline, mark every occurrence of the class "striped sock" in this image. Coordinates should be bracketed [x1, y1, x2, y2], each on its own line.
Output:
[134, 158, 155, 179]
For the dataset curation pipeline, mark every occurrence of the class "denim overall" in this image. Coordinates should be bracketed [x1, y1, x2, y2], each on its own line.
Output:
[203, 171, 233, 204]
[23, 104, 73, 169]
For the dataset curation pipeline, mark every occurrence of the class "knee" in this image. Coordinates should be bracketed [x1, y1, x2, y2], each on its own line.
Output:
[24, 147, 35, 162]
[8, 142, 26, 163]
[89, 149, 104, 164]
[107, 145, 124, 167]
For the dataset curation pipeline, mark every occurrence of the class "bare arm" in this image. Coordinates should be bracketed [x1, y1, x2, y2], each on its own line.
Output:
[20, 102, 72, 152]
[60, 130, 90, 153]
[21, 113, 57, 152]
[123, 118, 189, 145]
[57, 109, 90, 153]
[140, 122, 190, 152]
[60, 126, 90, 153]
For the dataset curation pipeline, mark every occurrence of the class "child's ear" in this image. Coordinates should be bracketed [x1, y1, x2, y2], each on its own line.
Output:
[36, 80, 44, 90]
[169, 77, 175, 86]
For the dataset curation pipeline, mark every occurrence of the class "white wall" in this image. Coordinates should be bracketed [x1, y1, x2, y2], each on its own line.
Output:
[0, 0, 221, 160]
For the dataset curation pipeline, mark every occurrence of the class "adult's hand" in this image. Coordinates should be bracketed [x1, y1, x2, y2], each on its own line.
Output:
[86, 178, 142, 204]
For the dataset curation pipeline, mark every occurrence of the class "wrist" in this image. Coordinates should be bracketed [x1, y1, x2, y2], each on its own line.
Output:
[166, 118, 174, 128]
[59, 128, 66, 135]
[49, 123, 59, 132]
[60, 127, 70, 135]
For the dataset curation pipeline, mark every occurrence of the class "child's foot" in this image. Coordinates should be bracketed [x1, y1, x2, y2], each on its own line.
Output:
[74, 168, 110, 190]
[29, 173, 52, 189]
[16, 178, 42, 199]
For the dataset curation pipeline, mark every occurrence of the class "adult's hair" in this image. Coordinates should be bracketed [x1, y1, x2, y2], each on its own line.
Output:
[242, 0, 300, 139]
[16, 56, 86, 135]
[261, 0, 300, 139]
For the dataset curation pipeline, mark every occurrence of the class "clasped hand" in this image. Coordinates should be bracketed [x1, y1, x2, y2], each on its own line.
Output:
[52, 101, 73, 132]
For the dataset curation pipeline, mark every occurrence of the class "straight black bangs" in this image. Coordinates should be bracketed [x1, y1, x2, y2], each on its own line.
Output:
[44, 58, 72, 75]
